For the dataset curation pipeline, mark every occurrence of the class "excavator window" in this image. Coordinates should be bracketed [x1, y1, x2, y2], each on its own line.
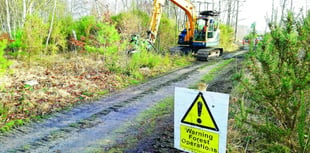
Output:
[207, 19, 214, 38]
[209, 19, 214, 31]
[194, 19, 207, 41]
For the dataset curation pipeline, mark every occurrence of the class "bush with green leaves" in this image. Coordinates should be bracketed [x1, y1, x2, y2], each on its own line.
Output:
[156, 14, 177, 53]
[95, 22, 121, 46]
[22, 15, 48, 56]
[72, 16, 97, 40]
[44, 16, 74, 54]
[233, 12, 309, 152]
[0, 41, 11, 75]
[219, 24, 236, 51]
[111, 10, 150, 39]
[9, 29, 24, 50]
[83, 18, 123, 72]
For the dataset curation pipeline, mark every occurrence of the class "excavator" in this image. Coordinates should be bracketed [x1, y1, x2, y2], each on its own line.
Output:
[131, 0, 223, 60]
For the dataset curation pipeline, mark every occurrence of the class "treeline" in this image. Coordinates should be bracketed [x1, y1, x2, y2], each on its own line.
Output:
[0, 0, 238, 69]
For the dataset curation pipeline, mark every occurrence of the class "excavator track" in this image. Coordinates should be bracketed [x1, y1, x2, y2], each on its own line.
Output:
[196, 47, 223, 61]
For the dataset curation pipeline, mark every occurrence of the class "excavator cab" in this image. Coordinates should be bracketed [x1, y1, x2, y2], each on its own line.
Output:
[192, 11, 223, 60]
[192, 11, 220, 48]
[175, 10, 222, 58]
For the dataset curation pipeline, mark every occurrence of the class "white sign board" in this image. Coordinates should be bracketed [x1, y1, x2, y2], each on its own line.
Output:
[174, 87, 229, 153]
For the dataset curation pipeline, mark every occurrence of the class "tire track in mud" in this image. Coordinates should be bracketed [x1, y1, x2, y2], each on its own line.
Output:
[0, 57, 235, 152]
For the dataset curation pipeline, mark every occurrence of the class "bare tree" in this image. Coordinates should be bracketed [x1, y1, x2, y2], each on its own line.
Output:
[280, 0, 287, 24]
[121, 0, 128, 12]
[5, 0, 12, 38]
[22, 0, 27, 26]
[45, 0, 57, 49]
[226, 0, 232, 25]
[290, 0, 293, 10]
[71, 0, 89, 19]
[271, 0, 275, 23]
[306, 0, 308, 12]
[94, 0, 102, 18]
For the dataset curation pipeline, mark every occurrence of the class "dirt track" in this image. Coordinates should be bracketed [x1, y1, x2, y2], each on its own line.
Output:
[0, 51, 244, 153]
[125, 57, 242, 153]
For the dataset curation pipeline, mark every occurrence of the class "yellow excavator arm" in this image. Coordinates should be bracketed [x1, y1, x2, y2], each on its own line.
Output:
[147, 0, 196, 44]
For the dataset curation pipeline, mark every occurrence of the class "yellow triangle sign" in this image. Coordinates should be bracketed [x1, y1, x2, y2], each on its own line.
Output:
[181, 92, 219, 131]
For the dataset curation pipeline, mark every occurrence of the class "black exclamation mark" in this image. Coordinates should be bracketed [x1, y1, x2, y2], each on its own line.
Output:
[197, 102, 202, 124]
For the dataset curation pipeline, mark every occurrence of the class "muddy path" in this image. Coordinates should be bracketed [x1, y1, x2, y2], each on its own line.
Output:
[0, 52, 244, 153]
[126, 57, 243, 153]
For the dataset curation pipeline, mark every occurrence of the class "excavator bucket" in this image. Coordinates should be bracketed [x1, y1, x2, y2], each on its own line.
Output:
[128, 34, 155, 55]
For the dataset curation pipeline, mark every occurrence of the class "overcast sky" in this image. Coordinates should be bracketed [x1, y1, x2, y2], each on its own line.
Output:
[238, 0, 309, 32]
[66, 0, 309, 32]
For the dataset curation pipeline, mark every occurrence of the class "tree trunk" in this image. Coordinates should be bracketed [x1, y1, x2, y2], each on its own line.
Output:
[5, 0, 12, 38]
[226, 0, 232, 26]
[306, 0, 308, 15]
[121, 0, 128, 12]
[280, 0, 287, 25]
[45, 0, 57, 49]
[271, 0, 274, 23]
[290, 0, 293, 10]
[22, 0, 27, 26]
[29, 1, 34, 15]
[115, 0, 119, 14]
[94, 0, 102, 18]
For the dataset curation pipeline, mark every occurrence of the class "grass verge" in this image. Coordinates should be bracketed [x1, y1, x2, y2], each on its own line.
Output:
[191, 58, 235, 89]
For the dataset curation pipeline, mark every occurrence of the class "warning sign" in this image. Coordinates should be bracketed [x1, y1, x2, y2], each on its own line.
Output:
[180, 125, 219, 153]
[174, 87, 229, 153]
[181, 92, 219, 131]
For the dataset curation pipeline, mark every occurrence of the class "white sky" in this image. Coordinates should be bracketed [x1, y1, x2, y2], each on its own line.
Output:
[238, 0, 309, 32]
[238, 0, 272, 31]
[67, 0, 309, 33]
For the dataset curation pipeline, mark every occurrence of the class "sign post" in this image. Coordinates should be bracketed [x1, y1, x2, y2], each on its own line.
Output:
[174, 87, 229, 153]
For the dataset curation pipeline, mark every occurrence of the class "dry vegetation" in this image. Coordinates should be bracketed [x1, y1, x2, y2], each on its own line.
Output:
[0, 51, 192, 131]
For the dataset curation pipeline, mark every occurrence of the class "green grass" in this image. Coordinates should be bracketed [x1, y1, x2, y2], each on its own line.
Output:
[0, 119, 29, 132]
[191, 58, 235, 89]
